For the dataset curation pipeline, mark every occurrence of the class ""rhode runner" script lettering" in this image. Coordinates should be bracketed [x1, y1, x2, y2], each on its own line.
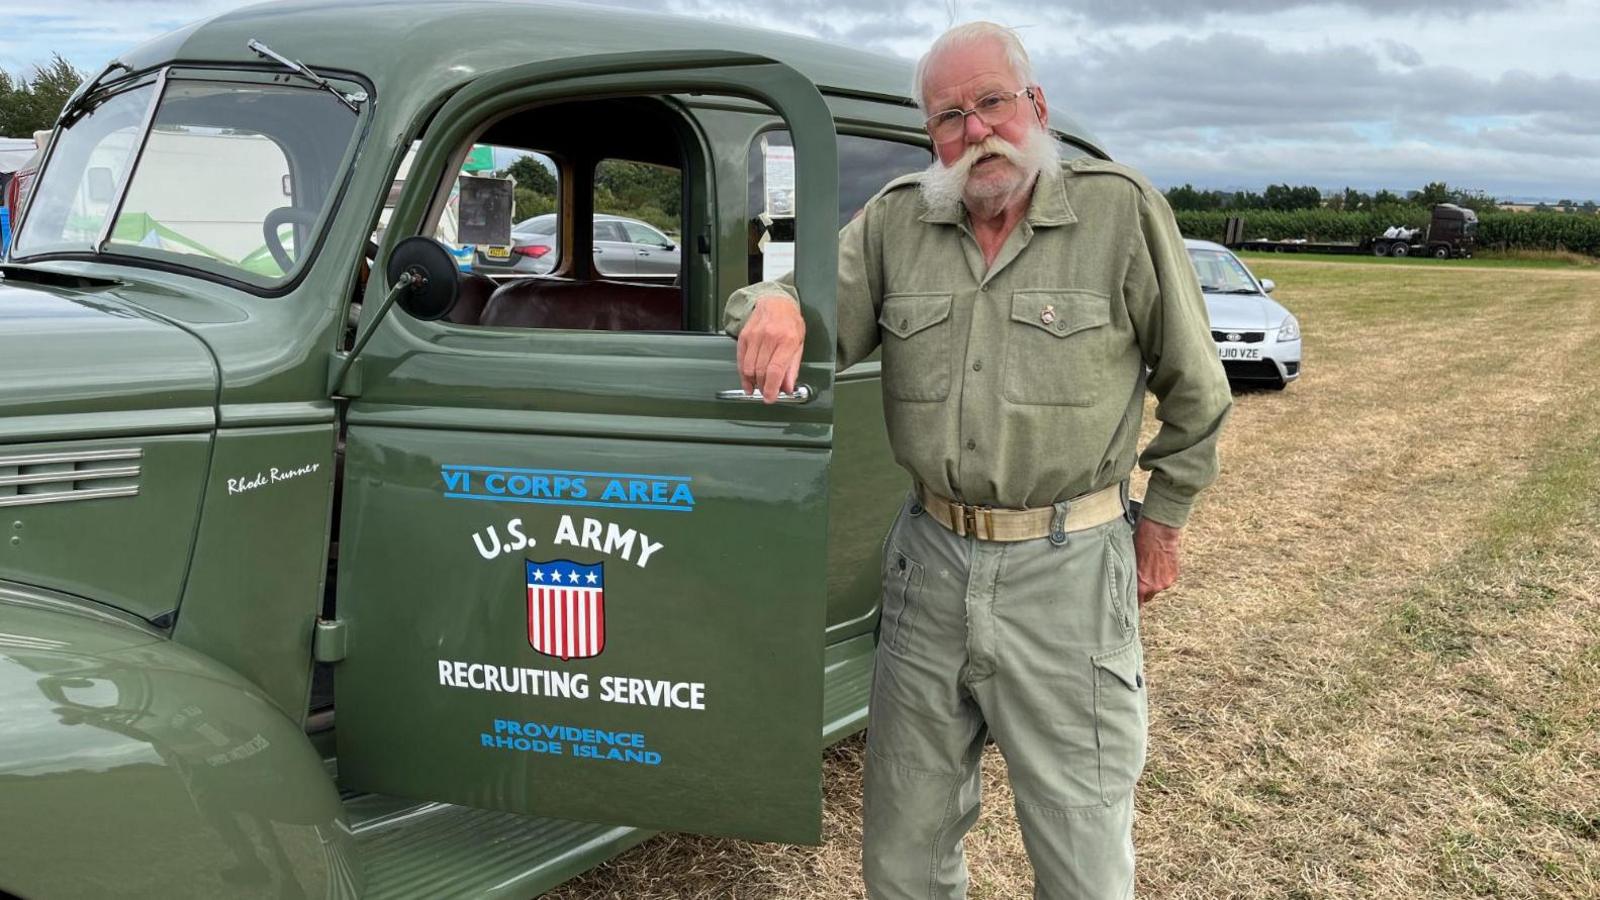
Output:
[227, 462, 322, 496]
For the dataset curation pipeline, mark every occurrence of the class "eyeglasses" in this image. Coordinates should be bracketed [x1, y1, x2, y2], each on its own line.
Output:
[923, 88, 1037, 142]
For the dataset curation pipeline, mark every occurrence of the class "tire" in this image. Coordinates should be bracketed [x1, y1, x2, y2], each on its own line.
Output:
[1373, 242, 1389, 257]
[1391, 243, 1410, 258]
[1432, 245, 1449, 259]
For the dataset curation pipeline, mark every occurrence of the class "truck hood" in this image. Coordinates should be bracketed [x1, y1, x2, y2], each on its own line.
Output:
[0, 279, 217, 431]
[1202, 291, 1288, 332]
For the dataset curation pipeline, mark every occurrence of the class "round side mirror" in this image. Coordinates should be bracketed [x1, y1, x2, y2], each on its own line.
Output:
[1259, 278, 1276, 294]
[386, 236, 461, 321]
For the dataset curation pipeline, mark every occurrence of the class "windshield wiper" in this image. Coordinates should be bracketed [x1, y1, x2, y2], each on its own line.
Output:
[247, 39, 366, 113]
[59, 59, 133, 128]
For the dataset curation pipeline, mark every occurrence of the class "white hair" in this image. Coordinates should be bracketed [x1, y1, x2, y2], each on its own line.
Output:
[913, 21, 1037, 113]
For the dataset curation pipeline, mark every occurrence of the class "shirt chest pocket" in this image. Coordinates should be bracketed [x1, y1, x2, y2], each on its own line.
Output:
[1003, 289, 1112, 407]
[878, 292, 955, 402]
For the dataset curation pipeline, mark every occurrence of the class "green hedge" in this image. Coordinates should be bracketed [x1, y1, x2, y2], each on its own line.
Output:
[1176, 208, 1600, 256]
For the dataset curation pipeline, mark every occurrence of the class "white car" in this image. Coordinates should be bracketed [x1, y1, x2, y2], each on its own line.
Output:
[1185, 238, 1302, 389]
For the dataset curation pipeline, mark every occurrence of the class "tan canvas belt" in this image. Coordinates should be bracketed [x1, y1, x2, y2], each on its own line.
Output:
[917, 482, 1126, 542]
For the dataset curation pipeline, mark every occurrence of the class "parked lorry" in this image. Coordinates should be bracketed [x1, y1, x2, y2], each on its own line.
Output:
[1231, 202, 1478, 259]
[0, 3, 1111, 897]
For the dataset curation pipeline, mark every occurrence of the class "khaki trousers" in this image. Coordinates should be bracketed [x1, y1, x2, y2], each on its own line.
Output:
[862, 493, 1147, 900]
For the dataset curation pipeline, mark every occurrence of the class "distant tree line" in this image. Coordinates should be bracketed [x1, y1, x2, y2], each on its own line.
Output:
[1174, 207, 1600, 256]
[1164, 180, 1506, 214]
[497, 155, 681, 236]
[1168, 179, 1600, 256]
[499, 156, 560, 222]
[0, 55, 83, 136]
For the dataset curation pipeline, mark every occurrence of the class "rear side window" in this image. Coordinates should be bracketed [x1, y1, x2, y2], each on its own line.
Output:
[430, 145, 557, 272]
[593, 158, 682, 283]
[747, 131, 930, 282]
[621, 220, 673, 248]
[407, 93, 710, 332]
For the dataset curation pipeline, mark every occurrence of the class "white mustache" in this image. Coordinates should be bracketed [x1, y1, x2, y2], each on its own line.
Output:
[944, 137, 1025, 178]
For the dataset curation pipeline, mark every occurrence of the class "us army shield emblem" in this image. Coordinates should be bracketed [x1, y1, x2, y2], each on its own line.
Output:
[526, 559, 606, 660]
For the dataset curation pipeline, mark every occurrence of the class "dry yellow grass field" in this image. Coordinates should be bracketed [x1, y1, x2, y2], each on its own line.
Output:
[547, 259, 1600, 899]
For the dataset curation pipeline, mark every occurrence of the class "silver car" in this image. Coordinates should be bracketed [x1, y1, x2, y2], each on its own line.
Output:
[1185, 238, 1302, 389]
[476, 213, 680, 278]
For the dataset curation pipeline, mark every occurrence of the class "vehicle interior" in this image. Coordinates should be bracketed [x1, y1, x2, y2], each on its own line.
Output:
[428, 95, 705, 332]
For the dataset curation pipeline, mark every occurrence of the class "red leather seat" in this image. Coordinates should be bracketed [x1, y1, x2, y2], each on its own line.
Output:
[478, 277, 682, 331]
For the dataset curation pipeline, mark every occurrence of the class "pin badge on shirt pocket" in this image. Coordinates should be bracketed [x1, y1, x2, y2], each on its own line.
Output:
[1040, 304, 1056, 325]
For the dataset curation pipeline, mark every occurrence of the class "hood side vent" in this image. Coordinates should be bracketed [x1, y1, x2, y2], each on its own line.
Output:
[0, 448, 142, 508]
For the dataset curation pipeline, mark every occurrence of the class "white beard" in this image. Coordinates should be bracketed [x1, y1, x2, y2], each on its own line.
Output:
[919, 126, 1061, 219]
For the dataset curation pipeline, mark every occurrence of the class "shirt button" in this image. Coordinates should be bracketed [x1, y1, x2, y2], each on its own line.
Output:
[971, 360, 982, 372]
[980, 285, 989, 293]
[966, 439, 976, 450]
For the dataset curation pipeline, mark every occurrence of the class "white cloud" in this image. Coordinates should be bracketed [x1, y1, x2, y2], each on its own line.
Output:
[6, 0, 1597, 199]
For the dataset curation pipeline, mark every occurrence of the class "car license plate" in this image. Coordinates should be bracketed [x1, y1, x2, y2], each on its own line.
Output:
[486, 246, 511, 260]
[1218, 346, 1261, 360]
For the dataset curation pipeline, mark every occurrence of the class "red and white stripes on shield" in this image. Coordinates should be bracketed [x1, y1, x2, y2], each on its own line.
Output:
[525, 559, 607, 659]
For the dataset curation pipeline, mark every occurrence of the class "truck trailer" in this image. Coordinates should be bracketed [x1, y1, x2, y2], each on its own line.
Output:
[1230, 202, 1478, 259]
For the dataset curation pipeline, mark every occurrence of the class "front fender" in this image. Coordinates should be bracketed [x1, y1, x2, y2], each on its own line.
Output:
[0, 582, 360, 899]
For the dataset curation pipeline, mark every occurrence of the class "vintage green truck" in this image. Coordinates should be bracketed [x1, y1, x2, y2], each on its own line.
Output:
[0, 2, 1108, 896]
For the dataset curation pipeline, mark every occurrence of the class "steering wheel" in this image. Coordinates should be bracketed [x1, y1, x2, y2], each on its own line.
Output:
[263, 206, 320, 273]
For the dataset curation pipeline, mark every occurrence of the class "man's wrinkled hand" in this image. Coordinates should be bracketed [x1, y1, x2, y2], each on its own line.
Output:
[737, 295, 806, 404]
[1132, 517, 1182, 605]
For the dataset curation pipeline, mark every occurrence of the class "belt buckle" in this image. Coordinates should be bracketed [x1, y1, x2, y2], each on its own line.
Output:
[957, 503, 994, 540]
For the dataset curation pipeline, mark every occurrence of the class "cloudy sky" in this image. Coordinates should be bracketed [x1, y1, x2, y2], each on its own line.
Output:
[5, 0, 1597, 201]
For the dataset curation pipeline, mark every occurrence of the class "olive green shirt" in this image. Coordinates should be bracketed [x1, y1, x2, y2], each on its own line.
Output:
[724, 157, 1232, 528]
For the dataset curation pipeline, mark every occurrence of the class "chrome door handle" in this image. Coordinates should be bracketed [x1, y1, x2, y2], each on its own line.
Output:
[716, 385, 814, 404]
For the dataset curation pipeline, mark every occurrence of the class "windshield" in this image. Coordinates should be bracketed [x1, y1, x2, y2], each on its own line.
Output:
[11, 80, 156, 256]
[13, 74, 362, 287]
[1187, 248, 1261, 293]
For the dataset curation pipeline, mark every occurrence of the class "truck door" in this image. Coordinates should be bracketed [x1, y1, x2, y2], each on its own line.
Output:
[333, 53, 838, 845]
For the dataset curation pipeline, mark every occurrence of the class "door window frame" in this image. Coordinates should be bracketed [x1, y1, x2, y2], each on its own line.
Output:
[355, 52, 840, 401]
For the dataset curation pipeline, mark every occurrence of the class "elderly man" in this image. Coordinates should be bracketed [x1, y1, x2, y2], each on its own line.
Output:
[725, 22, 1231, 900]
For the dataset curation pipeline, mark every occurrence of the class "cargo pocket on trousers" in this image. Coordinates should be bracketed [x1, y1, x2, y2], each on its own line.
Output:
[879, 292, 954, 402]
[1092, 638, 1148, 804]
[881, 548, 925, 655]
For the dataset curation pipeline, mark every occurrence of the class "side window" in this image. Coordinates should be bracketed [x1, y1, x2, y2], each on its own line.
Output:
[593, 158, 682, 283]
[747, 131, 930, 282]
[621, 220, 673, 248]
[427, 144, 559, 273]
